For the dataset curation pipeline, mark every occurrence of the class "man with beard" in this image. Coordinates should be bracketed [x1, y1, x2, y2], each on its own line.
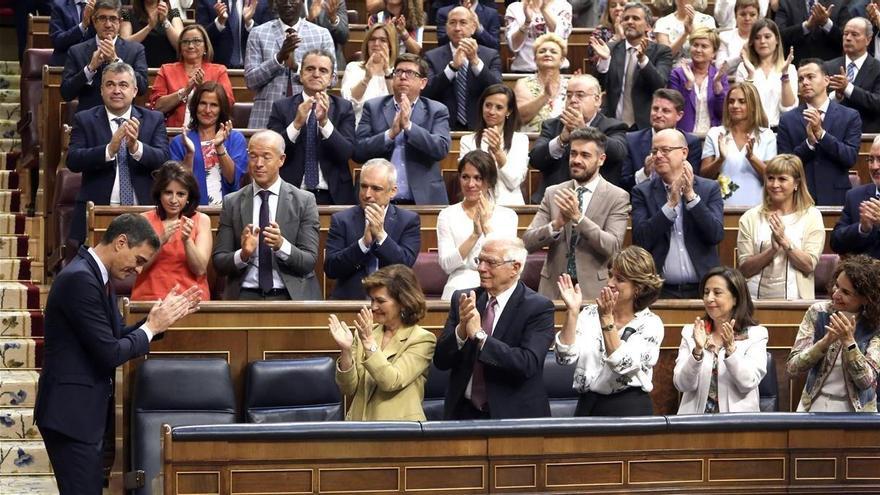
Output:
[831, 135, 880, 258]
[523, 127, 630, 301]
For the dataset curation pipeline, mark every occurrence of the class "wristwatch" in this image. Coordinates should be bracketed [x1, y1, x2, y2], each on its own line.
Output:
[368, 342, 379, 353]
[474, 330, 488, 342]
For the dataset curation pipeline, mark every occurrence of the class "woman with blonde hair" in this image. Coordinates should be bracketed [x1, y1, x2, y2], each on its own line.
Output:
[514, 33, 568, 132]
[737, 154, 824, 300]
[735, 18, 796, 128]
[667, 27, 728, 134]
[700, 82, 775, 206]
[505, 0, 572, 73]
[340, 23, 397, 124]
[598, 0, 627, 43]
[556, 246, 665, 416]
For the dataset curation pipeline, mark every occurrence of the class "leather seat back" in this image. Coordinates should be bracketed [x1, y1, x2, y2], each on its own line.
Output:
[245, 358, 343, 423]
[231, 102, 252, 129]
[543, 352, 578, 417]
[18, 49, 52, 167]
[422, 361, 450, 420]
[814, 253, 839, 298]
[758, 352, 779, 412]
[521, 252, 547, 292]
[52, 167, 82, 270]
[413, 252, 449, 299]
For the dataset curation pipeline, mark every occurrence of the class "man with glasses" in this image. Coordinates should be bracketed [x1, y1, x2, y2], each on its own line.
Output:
[49, 0, 96, 66]
[60, 0, 148, 111]
[434, 236, 555, 419]
[529, 74, 628, 203]
[523, 127, 630, 301]
[354, 53, 451, 205]
[631, 128, 723, 299]
[831, 135, 880, 258]
[324, 159, 421, 299]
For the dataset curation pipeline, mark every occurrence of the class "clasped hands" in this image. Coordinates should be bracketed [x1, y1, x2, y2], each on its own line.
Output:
[239, 222, 286, 261]
[108, 117, 141, 156]
[388, 95, 412, 140]
[455, 291, 485, 343]
[451, 38, 480, 70]
[692, 316, 738, 356]
[665, 163, 696, 208]
[146, 284, 202, 335]
[551, 187, 584, 231]
[362, 202, 387, 245]
[293, 92, 331, 129]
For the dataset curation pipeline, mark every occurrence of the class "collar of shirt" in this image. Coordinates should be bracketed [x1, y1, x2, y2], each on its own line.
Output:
[87, 247, 110, 285]
[106, 106, 133, 126]
[279, 17, 304, 32]
[96, 35, 118, 45]
[624, 40, 638, 52]
[394, 96, 419, 111]
[253, 177, 283, 198]
[488, 281, 518, 320]
[808, 96, 831, 114]
[574, 173, 601, 193]
[846, 52, 868, 72]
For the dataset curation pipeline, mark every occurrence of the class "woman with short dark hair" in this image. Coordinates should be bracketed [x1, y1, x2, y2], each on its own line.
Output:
[330, 264, 437, 420]
[132, 161, 212, 301]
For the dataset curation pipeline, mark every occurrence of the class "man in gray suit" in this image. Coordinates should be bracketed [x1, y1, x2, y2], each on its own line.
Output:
[212, 130, 321, 300]
[523, 127, 630, 301]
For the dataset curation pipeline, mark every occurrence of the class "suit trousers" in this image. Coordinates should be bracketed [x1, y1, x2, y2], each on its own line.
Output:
[40, 426, 104, 495]
[575, 388, 654, 416]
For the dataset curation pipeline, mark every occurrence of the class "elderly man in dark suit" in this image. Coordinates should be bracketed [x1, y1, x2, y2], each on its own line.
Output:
[591, 1, 672, 130]
[434, 236, 556, 419]
[354, 53, 451, 205]
[66, 62, 169, 244]
[436, 0, 501, 49]
[60, 0, 148, 111]
[195, 0, 274, 69]
[777, 59, 861, 206]
[529, 74, 629, 203]
[212, 130, 321, 300]
[631, 128, 724, 299]
[35, 213, 200, 494]
[823, 17, 880, 133]
[832, 135, 880, 258]
[423, 6, 502, 132]
[324, 159, 421, 299]
[268, 49, 356, 205]
[49, 0, 95, 66]
[775, 0, 853, 63]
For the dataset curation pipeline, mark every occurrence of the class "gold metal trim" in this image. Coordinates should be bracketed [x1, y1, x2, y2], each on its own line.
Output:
[403, 464, 485, 492]
[229, 468, 313, 495]
[708, 457, 786, 482]
[493, 464, 537, 489]
[146, 350, 230, 363]
[176, 470, 221, 495]
[544, 461, 624, 488]
[317, 466, 400, 493]
[794, 457, 837, 481]
[627, 458, 704, 485]
[846, 456, 880, 480]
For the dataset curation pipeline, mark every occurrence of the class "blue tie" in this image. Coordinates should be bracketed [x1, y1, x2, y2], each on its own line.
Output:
[847, 61, 856, 83]
[112, 118, 134, 205]
[455, 63, 468, 127]
[257, 190, 273, 292]
[390, 102, 411, 200]
[229, 0, 242, 67]
[304, 106, 319, 189]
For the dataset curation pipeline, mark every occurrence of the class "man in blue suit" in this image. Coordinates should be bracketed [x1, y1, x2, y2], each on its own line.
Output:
[196, 0, 274, 69]
[60, 0, 148, 111]
[436, 0, 501, 49]
[622, 88, 702, 191]
[66, 62, 169, 244]
[267, 49, 356, 205]
[831, 135, 880, 258]
[777, 59, 862, 206]
[423, 6, 502, 132]
[35, 213, 200, 494]
[324, 159, 421, 299]
[434, 236, 555, 419]
[354, 53, 451, 205]
[631, 129, 724, 299]
[49, 0, 95, 66]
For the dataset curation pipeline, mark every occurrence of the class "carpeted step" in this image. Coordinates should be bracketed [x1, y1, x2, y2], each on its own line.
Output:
[0, 236, 30, 258]
[0, 370, 40, 406]
[0, 214, 26, 235]
[0, 152, 18, 170]
[0, 311, 43, 338]
[0, 440, 51, 474]
[0, 119, 18, 139]
[0, 89, 18, 104]
[0, 170, 19, 189]
[0, 408, 39, 440]
[0, 103, 18, 121]
[0, 191, 21, 213]
[0, 62, 21, 75]
[0, 338, 40, 369]
[0, 75, 20, 90]
[0, 259, 33, 281]
[0, 474, 59, 495]
[0, 139, 20, 153]
[0, 283, 41, 311]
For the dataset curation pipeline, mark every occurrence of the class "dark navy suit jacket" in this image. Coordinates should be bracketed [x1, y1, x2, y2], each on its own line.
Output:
[49, 0, 94, 66]
[777, 101, 861, 206]
[324, 204, 421, 299]
[831, 183, 880, 258]
[436, 3, 501, 49]
[433, 282, 555, 419]
[267, 93, 357, 204]
[631, 175, 724, 281]
[196, 0, 274, 68]
[35, 246, 151, 443]
[622, 128, 703, 191]
[66, 105, 169, 242]
[422, 44, 502, 131]
[60, 36, 148, 111]
[823, 56, 880, 133]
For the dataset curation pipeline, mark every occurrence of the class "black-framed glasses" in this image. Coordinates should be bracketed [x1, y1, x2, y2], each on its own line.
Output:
[649, 146, 686, 156]
[867, 156, 880, 164]
[392, 68, 424, 79]
[474, 257, 515, 268]
[94, 15, 120, 24]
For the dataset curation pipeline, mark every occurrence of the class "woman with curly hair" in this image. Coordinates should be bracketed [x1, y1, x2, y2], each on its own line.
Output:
[368, 0, 425, 54]
[555, 246, 665, 416]
[787, 255, 880, 412]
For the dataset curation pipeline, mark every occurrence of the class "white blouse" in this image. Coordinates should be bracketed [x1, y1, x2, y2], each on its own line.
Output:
[717, 30, 748, 75]
[735, 63, 798, 127]
[654, 11, 716, 58]
[701, 126, 777, 206]
[555, 305, 664, 395]
[340, 61, 391, 125]
[459, 132, 529, 206]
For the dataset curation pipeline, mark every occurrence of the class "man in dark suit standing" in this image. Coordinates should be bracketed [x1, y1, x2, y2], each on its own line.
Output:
[212, 130, 322, 300]
[268, 49, 356, 205]
[631, 129, 724, 299]
[49, 0, 95, 66]
[529, 74, 629, 203]
[434, 236, 555, 419]
[66, 61, 169, 244]
[622, 88, 703, 191]
[777, 59, 861, 206]
[196, 0, 274, 69]
[824, 18, 880, 133]
[592, 1, 672, 130]
[831, 135, 880, 258]
[775, 0, 852, 63]
[354, 53, 451, 205]
[436, 0, 501, 49]
[423, 6, 502, 132]
[35, 213, 200, 494]
[60, 0, 148, 111]
[324, 159, 421, 299]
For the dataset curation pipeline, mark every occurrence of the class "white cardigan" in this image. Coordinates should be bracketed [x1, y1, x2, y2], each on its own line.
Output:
[673, 324, 769, 414]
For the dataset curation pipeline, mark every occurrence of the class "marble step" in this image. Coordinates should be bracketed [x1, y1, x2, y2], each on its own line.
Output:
[0, 408, 40, 440]
[0, 62, 21, 75]
[0, 475, 59, 495]
[0, 440, 51, 474]
[0, 119, 17, 139]
[0, 152, 18, 171]
[0, 370, 40, 407]
[0, 89, 20, 104]
[0, 139, 21, 153]
[0, 338, 41, 370]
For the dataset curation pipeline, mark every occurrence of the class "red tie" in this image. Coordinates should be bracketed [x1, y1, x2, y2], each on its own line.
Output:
[470, 297, 497, 411]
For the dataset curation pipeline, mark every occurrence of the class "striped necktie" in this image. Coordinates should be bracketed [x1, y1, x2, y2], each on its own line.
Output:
[112, 117, 134, 205]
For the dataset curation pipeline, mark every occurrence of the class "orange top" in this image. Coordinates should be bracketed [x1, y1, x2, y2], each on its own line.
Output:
[131, 210, 211, 301]
[148, 62, 236, 128]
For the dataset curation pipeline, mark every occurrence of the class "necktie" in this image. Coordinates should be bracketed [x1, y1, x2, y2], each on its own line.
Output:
[620, 47, 637, 127]
[304, 105, 319, 189]
[566, 187, 588, 279]
[390, 102, 411, 200]
[112, 117, 134, 205]
[807, 0, 816, 12]
[469, 297, 497, 411]
[286, 28, 297, 97]
[229, 0, 242, 67]
[257, 190, 273, 292]
[847, 61, 856, 83]
[455, 62, 468, 127]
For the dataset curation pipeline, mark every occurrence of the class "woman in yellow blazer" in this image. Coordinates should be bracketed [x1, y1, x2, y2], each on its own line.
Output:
[330, 264, 437, 421]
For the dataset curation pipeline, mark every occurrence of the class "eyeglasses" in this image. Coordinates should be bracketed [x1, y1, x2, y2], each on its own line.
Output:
[649, 146, 686, 156]
[94, 15, 120, 24]
[180, 38, 205, 46]
[867, 156, 880, 164]
[565, 91, 598, 100]
[473, 257, 515, 268]
[392, 68, 424, 79]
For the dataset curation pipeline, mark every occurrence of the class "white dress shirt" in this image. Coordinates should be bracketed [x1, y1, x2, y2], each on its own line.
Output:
[285, 100, 336, 191]
[103, 106, 144, 205]
[233, 178, 294, 289]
